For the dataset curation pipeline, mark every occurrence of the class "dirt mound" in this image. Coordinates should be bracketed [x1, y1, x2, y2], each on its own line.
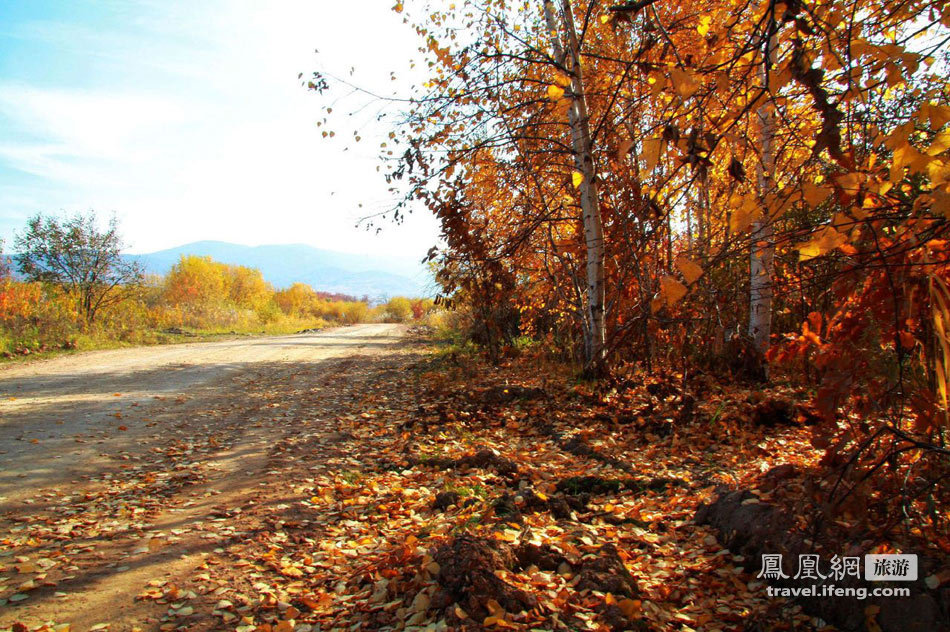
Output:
[432, 535, 536, 620]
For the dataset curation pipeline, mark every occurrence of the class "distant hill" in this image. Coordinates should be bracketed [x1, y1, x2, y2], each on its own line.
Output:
[125, 241, 433, 299]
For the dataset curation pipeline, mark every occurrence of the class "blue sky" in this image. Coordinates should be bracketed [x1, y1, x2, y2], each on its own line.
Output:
[0, 0, 439, 258]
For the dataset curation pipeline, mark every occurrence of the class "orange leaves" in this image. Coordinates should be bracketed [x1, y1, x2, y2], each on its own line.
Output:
[483, 597, 515, 627]
[834, 172, 864, 196]
[927, 129, 950, 157]
[641, 137, 665, 173]
[891, 144, 931, 178]
[616, 139, 634, 161]
[802, 182, 833, 208]
[729, 194, 762, 234]
[918, 102, 950, 130]
[669, 68, 700, 99]
[674, 257, 704, 285]
[652, 276, 688, 313]
[797, 225, 848, 261]
[660, 276, 688, 305]
[546, 84, 565, 101]
[800, 313, 823, 347]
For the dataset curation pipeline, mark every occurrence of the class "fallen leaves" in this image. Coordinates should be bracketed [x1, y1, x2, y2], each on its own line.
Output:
[0, 340, 856, 631]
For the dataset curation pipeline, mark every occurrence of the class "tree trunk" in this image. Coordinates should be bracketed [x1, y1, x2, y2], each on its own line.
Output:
[748, 31, 778, 363]
[544, 0, 607, 375]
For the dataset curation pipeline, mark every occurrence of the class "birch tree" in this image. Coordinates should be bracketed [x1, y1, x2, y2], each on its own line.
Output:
[748, 25, 779, 360]
[543, 0, 606, 372]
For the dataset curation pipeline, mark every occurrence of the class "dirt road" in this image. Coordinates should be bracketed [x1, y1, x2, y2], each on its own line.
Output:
[0, 324, 406, 631]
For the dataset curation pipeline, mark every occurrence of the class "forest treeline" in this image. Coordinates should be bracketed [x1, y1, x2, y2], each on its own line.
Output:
[0, 251, 434, 357]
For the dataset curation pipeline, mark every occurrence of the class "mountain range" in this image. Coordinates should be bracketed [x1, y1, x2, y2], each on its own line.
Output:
[125, 241, 433, 299]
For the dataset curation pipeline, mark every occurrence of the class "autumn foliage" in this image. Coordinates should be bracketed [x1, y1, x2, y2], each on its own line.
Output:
[0, 251, 432, 356]
[309, 0, 950, 572]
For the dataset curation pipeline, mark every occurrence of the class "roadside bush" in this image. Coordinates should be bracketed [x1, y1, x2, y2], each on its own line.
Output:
[0, 250, 421, 358]
[343, 301, 370, 324]
[0, 281, 81, 354]
[377, 296, 413, 322]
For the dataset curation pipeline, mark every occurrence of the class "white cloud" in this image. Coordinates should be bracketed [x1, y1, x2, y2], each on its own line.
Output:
[0, 1, 440, 259]
[0, 84, 190, 173]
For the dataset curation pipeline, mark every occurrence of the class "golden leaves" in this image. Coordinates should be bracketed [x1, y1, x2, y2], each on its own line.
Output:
[834, 172, 864, 195]
[616, 139, 634, 161]
[652, 276, 688, 313]
[927, 129, 950, 157]
[919, 103, 950, 129]
[797, 225, 848, 261]
[546, 85, 565, 101]
[669, 68, 700, 98]
[729, 194, 762, 234]
[891, 144, 931, 179]
[802, 182, 833, 207]
[697, 15, 712, 37]
[675, 257, 704, 285]
[641, 137, 665, 173]
[572, 171, 584, 188]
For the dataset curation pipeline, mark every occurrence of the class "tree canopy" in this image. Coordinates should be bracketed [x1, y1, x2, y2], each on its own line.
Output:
[14, 212, 143, 325]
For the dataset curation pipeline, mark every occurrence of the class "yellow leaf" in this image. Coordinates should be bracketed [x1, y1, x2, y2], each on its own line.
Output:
[616, 139, 634, 161]
[730, 194, 762, 233]
[697, 15, 712, 36]
[641, 137, 664, 172]
[802, 182, 832, 207]
[572, 171, 584, 188]
[834, 172, 863, 195]
[893, 143, 931, 175]
[932, 188, 950, 219]
[546, 84, 565, 101]
[927, 103, 950, 129]
[670, 68, 699, 98]
[927, 129, 950, 156]
[659, 276, 688, 306]
[675, 257, 704, 284]
[928, 162, 950, 188]
[797, 225, 848, 261]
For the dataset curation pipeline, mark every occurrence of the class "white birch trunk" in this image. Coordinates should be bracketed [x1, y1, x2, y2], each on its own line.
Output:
[748, 32, 778, 359]
[544, 0, 606, 372]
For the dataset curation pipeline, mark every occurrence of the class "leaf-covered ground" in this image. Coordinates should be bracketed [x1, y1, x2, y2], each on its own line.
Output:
[1, 332, 879, 631]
